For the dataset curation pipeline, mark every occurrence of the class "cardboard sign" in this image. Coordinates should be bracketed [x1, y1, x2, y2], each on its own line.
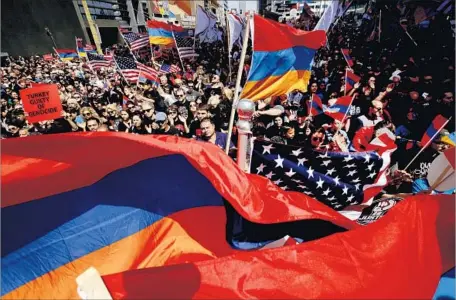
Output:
[43, 54, 53, 61]
[20, 84, 62, 123]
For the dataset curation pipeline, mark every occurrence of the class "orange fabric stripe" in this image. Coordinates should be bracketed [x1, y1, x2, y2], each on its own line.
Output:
[4, 207, 236, 299]
[241, 70, 311, 101]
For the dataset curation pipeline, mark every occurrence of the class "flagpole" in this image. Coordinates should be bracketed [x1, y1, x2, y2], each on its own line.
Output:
[344, 69, 347, 96]
[404, 117, 452, 171]
[308, 94, 314, 118]
[342, 49, 352, 70]
[53, 47, 63, 63]
[378, 9, 382, 43]
[225, 11, 232, 82]
[224, 14, 251, 155]
[334, 94, 355, 137]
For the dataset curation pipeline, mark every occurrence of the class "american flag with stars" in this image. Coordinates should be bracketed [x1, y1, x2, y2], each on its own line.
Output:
[251, 140, 392, 211]
[160, 63, 181, 74]
[114, 56, 140, 83]
[122, 31, 150, 51]
[87, 52, 112, 70]
[174, 33, 199, 59]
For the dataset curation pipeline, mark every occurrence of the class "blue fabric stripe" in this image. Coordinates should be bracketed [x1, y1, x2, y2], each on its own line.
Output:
[59, 53, 78, 58]
[248, 46, 316, 81]
[1, 155, 223, 296]
[425, 125, 438, 141]
[148, 28, 173, 38]
[330, 104, 349, 114]
[346, 76, 357, 87]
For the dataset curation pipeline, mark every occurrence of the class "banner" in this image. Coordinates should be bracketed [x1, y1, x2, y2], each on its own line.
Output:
[19, 84, 62, 123]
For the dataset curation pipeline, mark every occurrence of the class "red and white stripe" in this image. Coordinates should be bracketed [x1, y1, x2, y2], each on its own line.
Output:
[130, 36, 150, 51]
[120, 69, 140, 83]
[89, 60, 112, 70]
[340, 130, 397, 221]
[170, 64, 181, 73]
[178, 47, 199, 59]
[137, 62, 159, 78]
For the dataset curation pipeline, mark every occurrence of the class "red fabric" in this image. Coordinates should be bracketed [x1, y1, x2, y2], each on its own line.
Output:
[253, 15, 326, 51]
[102, 195, 455, 299]
[1, 133, 355, 230]
[352, 126, 374, 152]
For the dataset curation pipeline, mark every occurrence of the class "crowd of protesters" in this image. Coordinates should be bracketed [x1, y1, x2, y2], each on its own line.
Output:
[1, 3, 454, 195]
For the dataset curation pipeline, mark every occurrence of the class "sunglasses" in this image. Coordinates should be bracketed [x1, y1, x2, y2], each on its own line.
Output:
[143, 108, 153, 113]
[83, 113, 92, 116]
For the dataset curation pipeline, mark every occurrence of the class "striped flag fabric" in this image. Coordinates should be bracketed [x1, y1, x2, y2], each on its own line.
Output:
[323, 95, 353, 122]
[138, 72, 160, 86]
[345, 69, 361, 93]
[341, 48, 354, 67]
[240, 15, 326, 101]
[137, 62, 160, 78]
[2, 133, 454, 299]
[87, 52, 111, 70]
[122, 31, 150, 51]
[309, 95, 354, 122]
[114, 56, 140, 83]
[54, 48, 78, 61]
[309, 94, 324, 116]
[421, 115, 450, 146]
[104, 49, 114, 61]
[251, 139, 394, 212]
[174, 32, 198, 59]
[160, 63, 181, 74]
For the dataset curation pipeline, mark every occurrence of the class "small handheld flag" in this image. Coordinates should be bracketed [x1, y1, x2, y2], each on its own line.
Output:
[421, 115, 450, 146]
[345, 69, 360, 94]
[341, 48, 354, 67]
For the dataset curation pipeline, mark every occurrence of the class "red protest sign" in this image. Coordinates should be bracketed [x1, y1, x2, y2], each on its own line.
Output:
[43, 54, 53, 61]
[20, 84, 63, 123]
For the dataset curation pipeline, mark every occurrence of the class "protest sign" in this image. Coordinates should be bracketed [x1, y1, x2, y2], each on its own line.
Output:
[19, 84, 62, 123]
[43, 54, 53, 61]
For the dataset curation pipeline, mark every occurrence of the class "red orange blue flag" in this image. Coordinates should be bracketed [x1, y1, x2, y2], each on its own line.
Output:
[101, 194, 454, 299]
[1, 133, 354, 299]
[240, 15, 326, 101]
[345, 69, 361, 93]
[308, 94, 353, 121]
[341, 48, 354, 67]
[421, 114, 449, 146]
[147, 20, 182, 46]
[2, 133, 454, 299]
[324, 95, 353, 122]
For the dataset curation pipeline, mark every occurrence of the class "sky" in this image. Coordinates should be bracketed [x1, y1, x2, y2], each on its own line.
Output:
[227, 0, 259, 13]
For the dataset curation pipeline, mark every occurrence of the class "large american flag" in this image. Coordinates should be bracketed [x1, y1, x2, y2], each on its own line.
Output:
[251, 139, 394, 214]
[87, 52, 112, 70]
[122, 31, 150, 51]
[114, 56, 140, 83]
